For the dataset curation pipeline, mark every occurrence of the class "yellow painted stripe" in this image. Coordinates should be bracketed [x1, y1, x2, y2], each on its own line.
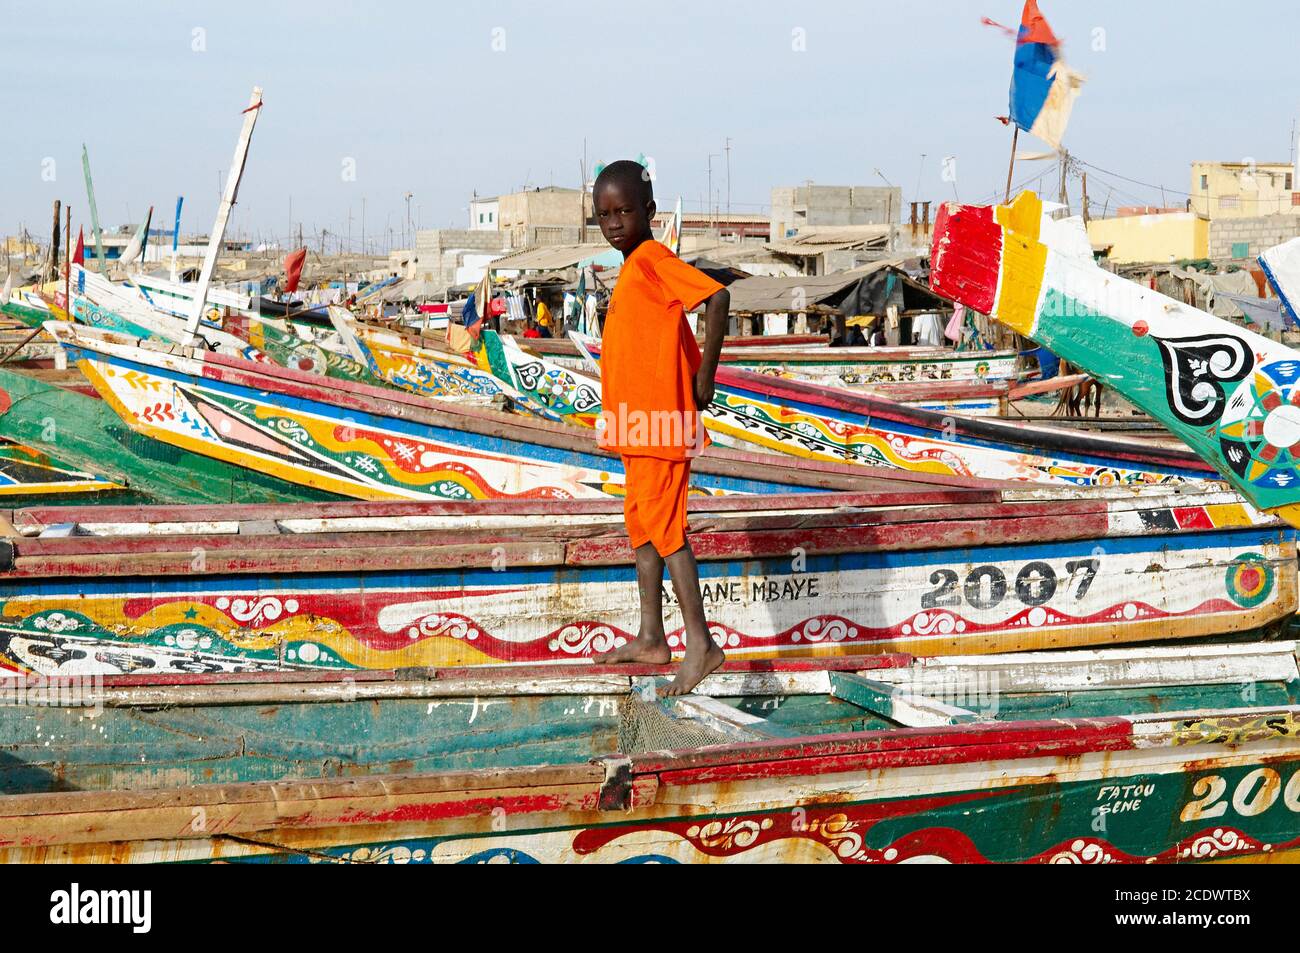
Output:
[1205, 502, 1257, 527]
[1265, 501, 1300, 530]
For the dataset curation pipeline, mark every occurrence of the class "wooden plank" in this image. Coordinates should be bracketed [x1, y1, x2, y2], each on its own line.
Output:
[866, 641, 1300, 695]
[669, 695, 797, 739]
[829, 671, 981, 727]
[7, 540, 568, 578]
[1009, 373, 1089, 399]
[7, 489, 1002, 538]
[566, 509, 1113, 566]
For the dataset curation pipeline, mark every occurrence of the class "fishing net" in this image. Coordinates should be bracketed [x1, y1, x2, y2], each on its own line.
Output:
[617, 695, 733, 755]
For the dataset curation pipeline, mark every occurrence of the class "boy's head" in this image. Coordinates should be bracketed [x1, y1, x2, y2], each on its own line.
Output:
[594, 159, 656, 254]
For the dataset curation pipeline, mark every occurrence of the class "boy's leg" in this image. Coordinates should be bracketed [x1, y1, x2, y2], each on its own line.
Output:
[595, 455, 671, 664]
[593, 542, 671, 664]
[660, 542, 725, 696]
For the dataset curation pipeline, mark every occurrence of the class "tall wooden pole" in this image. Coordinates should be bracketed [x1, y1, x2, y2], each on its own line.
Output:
[47, 200, 61, 284]
[1003, 126, 1019, 204]
[63, 205, 71, 310]
[184, 85, 263, 344]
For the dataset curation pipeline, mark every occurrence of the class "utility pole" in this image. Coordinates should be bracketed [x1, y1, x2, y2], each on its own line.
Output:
[707, 153, 718, 234]
[1081, 171, 1091, 223]
[1058, 150, 1069, 214]
[405, 192, 413, 249]
[725, 137, 732, 218]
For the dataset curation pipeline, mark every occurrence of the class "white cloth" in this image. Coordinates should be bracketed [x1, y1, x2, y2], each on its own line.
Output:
[913, 312, 944, 346]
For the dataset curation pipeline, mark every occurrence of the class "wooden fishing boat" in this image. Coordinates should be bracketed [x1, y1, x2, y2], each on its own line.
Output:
[3, 641, 1299, 863]
[707, 363, 1218, 487]
[932, 191, 1300, 527]
[0, 295, 55, 329]
[0, 365, 344, 505]
[712, 345, 1018, 385]
[42, 322, 894, 502]
[67, 265, 265, 358]
[554, 331, 1217, 487]
[526, 333, 1019, 386]
[0, 484, 1289, 675]
[858, 378, 1009, 417]
[329, 313, 565, 420]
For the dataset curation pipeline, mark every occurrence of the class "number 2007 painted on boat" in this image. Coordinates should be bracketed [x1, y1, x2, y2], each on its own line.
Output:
[1181, 767, 1300, 822]
[921, 558, 1099, 611]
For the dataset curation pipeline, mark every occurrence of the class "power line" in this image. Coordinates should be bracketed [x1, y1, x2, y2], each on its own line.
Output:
[1074, 159, 1192, 198]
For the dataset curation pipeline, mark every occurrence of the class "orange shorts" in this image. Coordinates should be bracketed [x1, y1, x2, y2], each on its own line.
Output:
[621, 455, 691, 557]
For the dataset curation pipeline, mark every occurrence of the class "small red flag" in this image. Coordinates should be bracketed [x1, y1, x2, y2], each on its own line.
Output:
[72, 227, 85, 266]
[284, 247, 307, 294]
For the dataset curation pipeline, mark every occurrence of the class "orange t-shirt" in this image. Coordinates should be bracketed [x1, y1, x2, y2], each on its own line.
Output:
[599, 240, 724, 460]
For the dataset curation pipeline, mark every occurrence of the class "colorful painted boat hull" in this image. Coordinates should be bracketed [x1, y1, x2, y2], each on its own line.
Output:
[0, 365, 344, 505]
[42, 323, 875, 503]
[932, 191, 1300, 527]
[0, 439, 123, 498]
[3, 643, 1298, 863]
[562, 332, 1216, 488]
[0, 490, 1290, 675]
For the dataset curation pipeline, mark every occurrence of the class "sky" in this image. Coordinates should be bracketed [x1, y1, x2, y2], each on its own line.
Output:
[4, 0, 1295, 254]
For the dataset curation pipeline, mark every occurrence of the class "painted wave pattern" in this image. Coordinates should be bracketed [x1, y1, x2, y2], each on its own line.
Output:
[0, 543, 1283, 674]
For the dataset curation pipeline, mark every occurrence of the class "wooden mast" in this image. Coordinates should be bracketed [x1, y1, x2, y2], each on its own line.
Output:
[183, 86, 263, 345]
[81, 145, 107, 274]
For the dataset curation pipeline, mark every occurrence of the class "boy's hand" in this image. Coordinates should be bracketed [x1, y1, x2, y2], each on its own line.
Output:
[693, 371, 715, 409]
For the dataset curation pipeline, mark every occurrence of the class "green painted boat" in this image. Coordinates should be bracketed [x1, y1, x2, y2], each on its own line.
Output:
[0, 365, 343, 505]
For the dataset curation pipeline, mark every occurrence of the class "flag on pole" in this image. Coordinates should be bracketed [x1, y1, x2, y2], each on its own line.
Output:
[284, 247, 307, 294]
[464, 269, 492, 333]
[1009, 1, 1083, 151]
[118, 209, 153, 268]
[72, 227, 85, 266]
[659, 197, 682, 255]
[172, 196, 184, 256]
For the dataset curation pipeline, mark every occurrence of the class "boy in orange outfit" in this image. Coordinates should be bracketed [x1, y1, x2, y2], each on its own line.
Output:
[591, 160, 730, 695]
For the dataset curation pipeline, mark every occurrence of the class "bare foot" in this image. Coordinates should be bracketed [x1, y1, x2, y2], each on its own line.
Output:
[593, 631, 671, 665]
[660, 640, 725, 696]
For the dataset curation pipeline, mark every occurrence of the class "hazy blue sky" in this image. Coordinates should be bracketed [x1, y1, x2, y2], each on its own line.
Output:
[4, 1, 1294, 252]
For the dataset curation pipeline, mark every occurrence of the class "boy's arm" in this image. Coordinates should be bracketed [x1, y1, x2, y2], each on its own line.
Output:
[693, 287, 730, 409]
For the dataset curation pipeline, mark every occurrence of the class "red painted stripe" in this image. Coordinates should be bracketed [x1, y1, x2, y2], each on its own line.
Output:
[635, 718, 1138, 780]
[1173, 506, 1215, 531]
[568, 509, 1113, 566]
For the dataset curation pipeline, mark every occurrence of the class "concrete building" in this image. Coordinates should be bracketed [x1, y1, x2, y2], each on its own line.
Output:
[1208, 214, 1300, 262]
[497, 186, 593, 248]
[1190, 161, 1297, 218]
[770, 184, 901, 240]
[650, 210, 770, 243]
[469, 195, 499, 231]
[1087, 211, 1209, 264]
[412, 228, 510, 286]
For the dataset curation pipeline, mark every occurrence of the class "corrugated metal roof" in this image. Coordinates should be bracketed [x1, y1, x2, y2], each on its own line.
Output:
[724, 259, 911, 313]
[488, 243, 610, 271]
[765, 225, 891, 256]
